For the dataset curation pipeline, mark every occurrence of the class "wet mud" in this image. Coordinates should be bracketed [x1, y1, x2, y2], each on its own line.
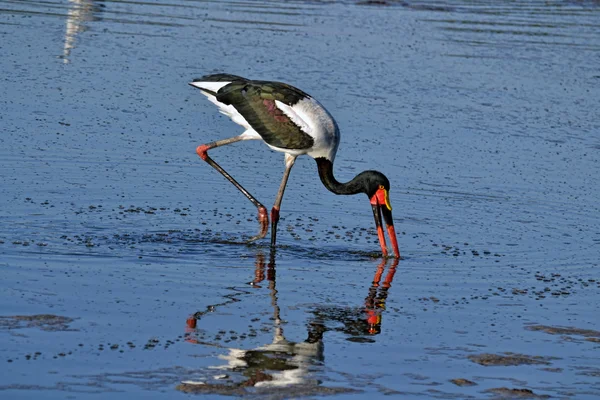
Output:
[526, 325, 600, 339]
[467, 353, 555, 367]
[176, 381, 358, 398]
[2, 0, 600, 399]
[450, 378, 477, 387]
[0, 314, 76, 333]
[484, 387, 550, 399]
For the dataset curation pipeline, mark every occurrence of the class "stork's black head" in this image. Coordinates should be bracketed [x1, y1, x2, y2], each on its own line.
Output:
[315, 157, 400, 258]
[356, 170, 391, 199]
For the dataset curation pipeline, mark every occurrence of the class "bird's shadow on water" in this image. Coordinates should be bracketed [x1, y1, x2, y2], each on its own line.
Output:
[178, 250, 400, 395]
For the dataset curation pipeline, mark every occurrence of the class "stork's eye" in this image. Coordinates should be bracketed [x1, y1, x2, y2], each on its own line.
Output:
[379, 185, 385, 190]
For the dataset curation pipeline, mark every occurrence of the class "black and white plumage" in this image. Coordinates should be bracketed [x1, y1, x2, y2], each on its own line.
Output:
[190, 73, 400, 258]
[192, 74, 338, 160]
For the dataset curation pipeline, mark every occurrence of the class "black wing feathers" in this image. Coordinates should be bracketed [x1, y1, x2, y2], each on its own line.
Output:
[216, 81, 314, 150]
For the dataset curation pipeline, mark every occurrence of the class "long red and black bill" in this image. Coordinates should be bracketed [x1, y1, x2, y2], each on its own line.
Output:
[369, 186, 400, 258]
[380, 206, 400, 258]
[371, 202, 400, 259]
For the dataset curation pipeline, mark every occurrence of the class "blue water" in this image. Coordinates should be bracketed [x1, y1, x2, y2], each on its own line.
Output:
[1, 0, 599, 398]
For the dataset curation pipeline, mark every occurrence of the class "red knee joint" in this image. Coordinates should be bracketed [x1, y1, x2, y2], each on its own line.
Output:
[196, 144, 210, 161]
[271, 207, 280, 222]
[258, 206, 268, 222]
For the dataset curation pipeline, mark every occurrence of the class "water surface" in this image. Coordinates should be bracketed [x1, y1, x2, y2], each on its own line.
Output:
[1, 0, 599, 398]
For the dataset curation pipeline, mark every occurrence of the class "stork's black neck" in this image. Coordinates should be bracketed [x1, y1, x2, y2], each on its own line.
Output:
[316, 158, 373, 196]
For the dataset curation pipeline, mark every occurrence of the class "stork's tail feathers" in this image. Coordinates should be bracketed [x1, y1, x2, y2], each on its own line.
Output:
[195, 73, 247, 83]
[189, 73, 247, 96]
[189, 73, 252, 128]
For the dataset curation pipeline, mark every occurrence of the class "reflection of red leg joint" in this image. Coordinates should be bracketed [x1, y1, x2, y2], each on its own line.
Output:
[258, 206, 268, 224]
[196, 144, 210, 161]
[186, 316, 197, 329]
[257, 206, 269, 237]
[270, 207, 280, 224]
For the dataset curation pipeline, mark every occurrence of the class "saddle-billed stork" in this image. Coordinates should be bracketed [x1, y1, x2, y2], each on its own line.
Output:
[190, 73, 400, 258]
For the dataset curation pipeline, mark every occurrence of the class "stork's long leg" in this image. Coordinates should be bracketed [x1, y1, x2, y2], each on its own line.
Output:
[270, 154, 297, 248]
[196, 135, 268, 241]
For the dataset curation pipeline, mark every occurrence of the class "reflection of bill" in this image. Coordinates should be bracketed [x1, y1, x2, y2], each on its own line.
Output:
[63, 0, 101, 63]
[365, 258, 399, 335]
[182, 254, 399, 389]
[308, 258, 399, 339]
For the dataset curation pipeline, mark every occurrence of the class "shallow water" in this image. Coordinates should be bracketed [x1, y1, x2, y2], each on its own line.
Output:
[1, 0, 599, 398]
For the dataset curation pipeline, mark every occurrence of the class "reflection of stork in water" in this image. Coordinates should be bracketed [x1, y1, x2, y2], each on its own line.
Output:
[181, 254, 399, 391]
[183, 252, 325, 388]
[62, 0, 101, 63]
